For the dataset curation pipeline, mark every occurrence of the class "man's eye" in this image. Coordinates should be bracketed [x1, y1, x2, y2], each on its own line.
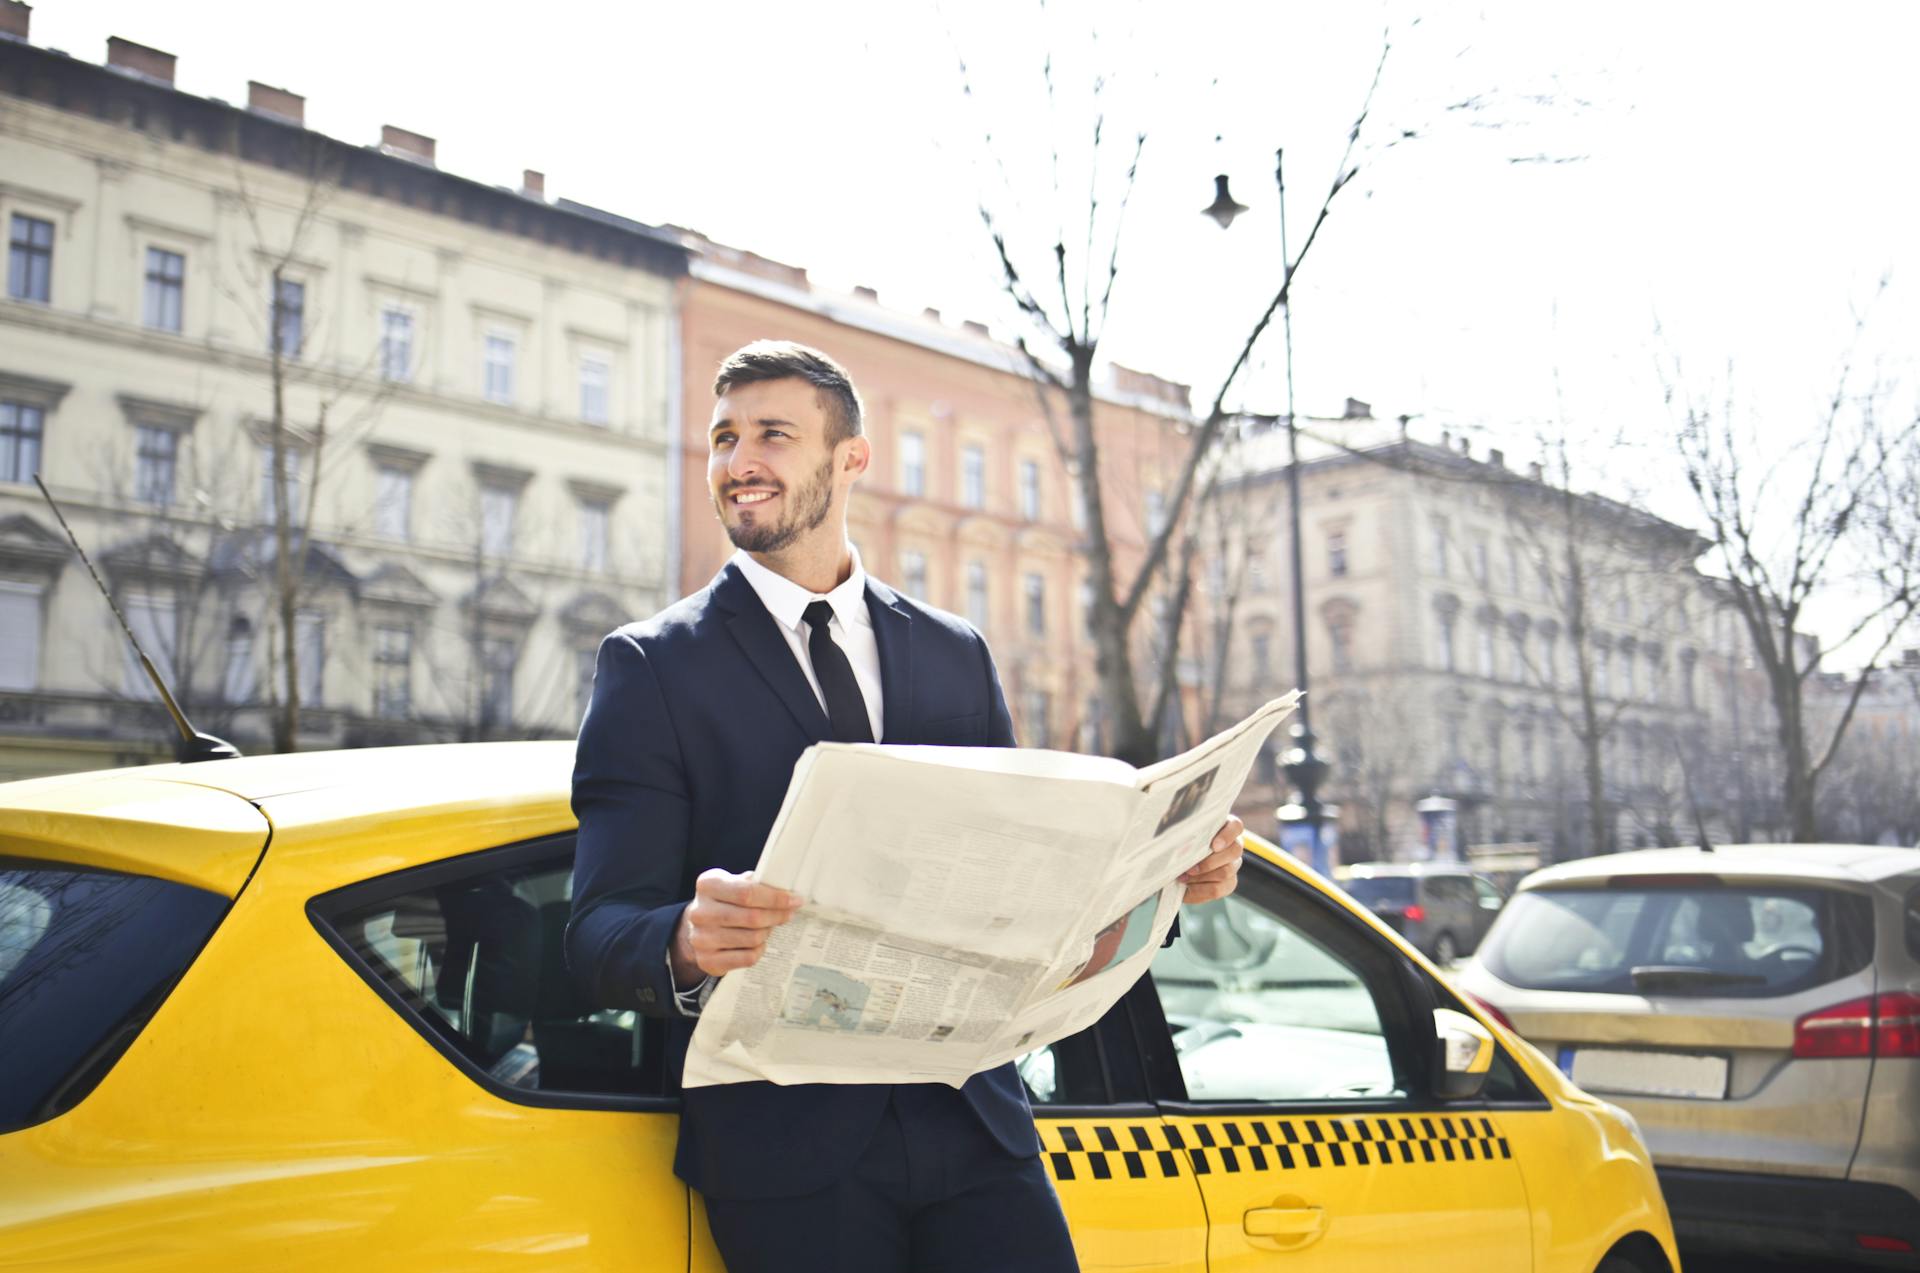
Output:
[765, 429, 789, 440]
[713, 434, 735, 448]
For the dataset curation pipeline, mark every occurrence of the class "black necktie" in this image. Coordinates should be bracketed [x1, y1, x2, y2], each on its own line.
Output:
[803, 600, 874, 743]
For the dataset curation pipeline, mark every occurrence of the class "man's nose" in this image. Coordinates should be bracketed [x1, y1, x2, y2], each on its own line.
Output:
[726, 443, 767, 484]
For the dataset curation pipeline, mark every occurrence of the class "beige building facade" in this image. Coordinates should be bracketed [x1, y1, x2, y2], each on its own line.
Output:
[0, 22, 684, 777]
[1203, 408, 1751, 865]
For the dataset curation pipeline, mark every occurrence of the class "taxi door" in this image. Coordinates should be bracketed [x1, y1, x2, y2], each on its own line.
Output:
[1029, 981, 1211, 1272]
[1147, 868, 1534, 1271]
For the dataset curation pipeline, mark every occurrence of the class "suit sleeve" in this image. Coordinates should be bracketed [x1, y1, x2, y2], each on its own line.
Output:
[976, 628, 1017, 749]
[566, 630, 691, 1018]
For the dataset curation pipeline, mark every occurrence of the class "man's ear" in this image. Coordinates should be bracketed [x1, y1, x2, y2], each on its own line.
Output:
[840, 435, 872, 480]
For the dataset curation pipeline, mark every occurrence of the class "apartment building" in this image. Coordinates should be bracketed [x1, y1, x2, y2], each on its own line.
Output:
[0, 16, 684, 777]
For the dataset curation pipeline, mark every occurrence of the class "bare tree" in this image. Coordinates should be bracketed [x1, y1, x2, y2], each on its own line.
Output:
[1668, 301, 1920, 841]
[963, 30, 1400, 765]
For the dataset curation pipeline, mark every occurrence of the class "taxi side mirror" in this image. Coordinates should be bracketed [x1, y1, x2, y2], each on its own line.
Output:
[1433, 1007, 1494, 1101]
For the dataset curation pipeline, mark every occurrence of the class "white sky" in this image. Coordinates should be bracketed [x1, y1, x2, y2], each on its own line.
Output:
[29, 0, 1920, 661]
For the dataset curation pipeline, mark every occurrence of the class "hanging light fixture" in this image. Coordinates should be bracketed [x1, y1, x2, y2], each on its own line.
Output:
[1201, 173, 1248, 230]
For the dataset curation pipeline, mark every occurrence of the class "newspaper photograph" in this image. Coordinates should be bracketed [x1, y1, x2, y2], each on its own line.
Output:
[682, 692, 1301, 1089]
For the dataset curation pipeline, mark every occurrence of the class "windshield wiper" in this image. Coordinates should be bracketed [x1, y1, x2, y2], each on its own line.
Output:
[1629, 965, 1768, 992]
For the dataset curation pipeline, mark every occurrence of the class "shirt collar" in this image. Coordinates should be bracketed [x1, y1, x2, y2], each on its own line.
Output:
[731, 545, 871, 635]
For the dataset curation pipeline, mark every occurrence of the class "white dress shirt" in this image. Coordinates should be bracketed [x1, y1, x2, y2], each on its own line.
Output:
[671, 545, 887, 1014]
[731, 545, 886, 744]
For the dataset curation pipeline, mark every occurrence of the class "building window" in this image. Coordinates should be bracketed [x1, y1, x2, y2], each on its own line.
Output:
[1681, 651, 1698, 708]
[1471, 537, 1490, 585]
[1623, 651, 1638, 700]
[900, 431, 926, 497]
[1024, 572, 1046, 637]
[373, 624, 412, 719]
[1251, 632, 1272, 682]
[1, 400, 46, 483]
[1069, 479, 1087, 531]
[1080, 577, 1096, 637]
[579, 355, 611, 426]
[1019, 458, 1041, 521]
[1486, 718, 1505, 787]
[480, 636, 516, 730]
[1477, 620, 1497, 679]
[380, 307, 414, 383]
[374, 464, 414, 541]
[1080, 693, 1105, 754]
[7, 214, 53, 303]
[258, 445, 305, 525]
[577, 498, 610, 573]
[1024, 689, 1052, 749]
[1247, 548, 1268, 594]
[1594, 643, 1611, 698]
[1436, 609, 1457, 672]
[483, 332, 517, 405]
[0, 580, 42, 690]
[480, 483, 517, 559]
[270, 276, 305, 359]
[293, 610, 325, 706]
[1431, 519, 1450, 577]
[900, 549, 927, 599]
[122, 590, 176, 698]
[965, 559, 989, 630]
[1145, 490, 1166, 539]
[961, 444, 986, 510]
[143, 247, 184, 332]
[1509, 627, 1527, 683]
[133, 424, 178, 507]
[1330, 620, 1354, 674]
[1516, 721, 1535, 783]
[222, 615, 255, 704]
[1327, 530, 1348, 577]
[1505, 546, 1521, 595]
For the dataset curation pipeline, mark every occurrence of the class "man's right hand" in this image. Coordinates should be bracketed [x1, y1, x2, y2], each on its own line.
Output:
[671, 868, 804, 984]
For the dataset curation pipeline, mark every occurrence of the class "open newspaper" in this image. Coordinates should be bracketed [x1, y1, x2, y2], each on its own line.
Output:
[682, 692, 1301, 1089]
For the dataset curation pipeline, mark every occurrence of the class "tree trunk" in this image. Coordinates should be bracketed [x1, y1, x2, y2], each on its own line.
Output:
[269, 267, 301, 754]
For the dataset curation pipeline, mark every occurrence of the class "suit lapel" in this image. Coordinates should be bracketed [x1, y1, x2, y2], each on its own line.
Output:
[713, 564, 832, 744]
[866, 579, 914, 744]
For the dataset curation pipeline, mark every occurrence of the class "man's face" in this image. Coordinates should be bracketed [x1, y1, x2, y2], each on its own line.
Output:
[708, 377, 863, 555]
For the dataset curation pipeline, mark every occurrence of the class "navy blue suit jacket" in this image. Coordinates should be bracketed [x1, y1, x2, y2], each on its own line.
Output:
[568, 561, 1040, 1199]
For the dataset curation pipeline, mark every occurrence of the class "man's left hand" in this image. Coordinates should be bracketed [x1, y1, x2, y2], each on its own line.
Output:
[1179, 815, 1246, 904]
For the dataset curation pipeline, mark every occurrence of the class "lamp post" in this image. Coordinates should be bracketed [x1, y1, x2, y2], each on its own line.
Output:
[1205, 151, 1333, 874]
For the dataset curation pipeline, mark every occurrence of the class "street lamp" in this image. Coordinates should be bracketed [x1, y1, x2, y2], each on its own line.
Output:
[1205, 151, 1334, 875]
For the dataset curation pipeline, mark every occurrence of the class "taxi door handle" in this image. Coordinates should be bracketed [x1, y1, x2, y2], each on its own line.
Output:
[1244, 1205, 1327, 1239]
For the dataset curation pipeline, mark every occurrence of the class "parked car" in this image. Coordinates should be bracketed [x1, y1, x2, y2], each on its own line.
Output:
[1337, 862, 1507, 963]
[1458, 844, 1920, 1268]
[1, 745, 1677, 1271]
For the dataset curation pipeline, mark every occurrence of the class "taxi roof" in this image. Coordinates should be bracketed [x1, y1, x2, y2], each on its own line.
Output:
[0, 743, 577, 897]
[1520, 843, 1920, 891]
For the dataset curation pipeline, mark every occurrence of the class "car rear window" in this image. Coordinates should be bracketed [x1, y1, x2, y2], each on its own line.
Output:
[1344, 877, 1415, 907]
[0, 860, 228, 1132]
[1481, 883, 1874, 998]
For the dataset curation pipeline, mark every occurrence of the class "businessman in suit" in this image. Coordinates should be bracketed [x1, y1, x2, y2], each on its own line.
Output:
[569, 341, 1246, 1272]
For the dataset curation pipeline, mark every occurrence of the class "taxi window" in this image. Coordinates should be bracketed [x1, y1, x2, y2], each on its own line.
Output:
[314, 840, 667, 1103]
[0, 860, 227, 1133]
[1151, 888, 1409, 1103]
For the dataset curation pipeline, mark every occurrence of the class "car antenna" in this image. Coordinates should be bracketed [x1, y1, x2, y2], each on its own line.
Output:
[34, 474, 241, 762]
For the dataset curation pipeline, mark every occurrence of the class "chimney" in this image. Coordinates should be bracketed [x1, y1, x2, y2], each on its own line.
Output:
[1488, 448, 1506, 469]
[962, 320, 990, 339]
[247, 81, 304, 126]
[1528, 460, 1545, 481]
[106, 36, 176, 86]
[922, 307, 943, 324]
[520, 169, 545, 200]
[379, 124, 437, 167]
[1456, 436, 1470, 457]
[1343, 397, 1373, 419]
[0, 2, 30, 41]
[852, 285, 879, 303]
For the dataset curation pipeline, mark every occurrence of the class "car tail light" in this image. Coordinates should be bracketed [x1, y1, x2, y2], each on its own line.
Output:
[1403, 904, 1427, 923]
[1464, 991, 1515, 1032]
[1858, 1234, 1916, 1254]
[1877, 992, 1920, 1059]
[1794, 994, 1920, 1059]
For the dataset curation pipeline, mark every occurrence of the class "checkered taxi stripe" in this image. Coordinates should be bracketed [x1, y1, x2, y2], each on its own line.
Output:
[1038, 1115, 1511, 1182]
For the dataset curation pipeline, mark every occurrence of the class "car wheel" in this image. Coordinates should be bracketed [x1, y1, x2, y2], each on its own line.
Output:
[1433, 931, 1460, 965]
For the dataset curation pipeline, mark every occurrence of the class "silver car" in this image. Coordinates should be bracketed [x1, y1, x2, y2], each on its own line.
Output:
[1337, 862, 1506, 965]
[1457, 845, 1920, 1268]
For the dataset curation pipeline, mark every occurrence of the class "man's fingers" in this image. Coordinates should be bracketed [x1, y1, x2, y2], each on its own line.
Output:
[695, 867, 803, 911]
[693, 897, 798, 930]
[1209, 815, 1246, 853]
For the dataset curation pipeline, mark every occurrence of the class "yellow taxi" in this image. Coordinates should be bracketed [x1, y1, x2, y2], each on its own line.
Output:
[0, 744, 1678, 1271]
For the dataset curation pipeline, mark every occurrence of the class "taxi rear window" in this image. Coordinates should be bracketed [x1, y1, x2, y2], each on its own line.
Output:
[0, 860, 227, 1133]
[1481, 884, 1873, 998]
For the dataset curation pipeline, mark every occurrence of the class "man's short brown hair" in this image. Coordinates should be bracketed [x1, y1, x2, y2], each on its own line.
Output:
[712, 341, 864, 444]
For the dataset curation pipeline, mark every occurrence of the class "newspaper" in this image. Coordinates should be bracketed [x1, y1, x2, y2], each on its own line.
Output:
[681, 693, 1301, 1089]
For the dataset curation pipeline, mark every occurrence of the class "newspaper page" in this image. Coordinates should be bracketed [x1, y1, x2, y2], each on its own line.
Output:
[682, 692, 1301, 1089]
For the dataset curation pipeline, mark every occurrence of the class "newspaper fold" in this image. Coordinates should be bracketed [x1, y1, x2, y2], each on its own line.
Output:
[682, 693, 1301, 1089]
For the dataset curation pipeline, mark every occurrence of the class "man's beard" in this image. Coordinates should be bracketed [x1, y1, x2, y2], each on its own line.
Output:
[717, 454, 835, 554]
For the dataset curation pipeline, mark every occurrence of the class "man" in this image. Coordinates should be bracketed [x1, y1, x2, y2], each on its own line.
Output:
[570, 341, 1245, 1272]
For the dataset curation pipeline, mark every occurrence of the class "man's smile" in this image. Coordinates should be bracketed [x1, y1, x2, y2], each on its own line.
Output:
[729, 488, 779, 506]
